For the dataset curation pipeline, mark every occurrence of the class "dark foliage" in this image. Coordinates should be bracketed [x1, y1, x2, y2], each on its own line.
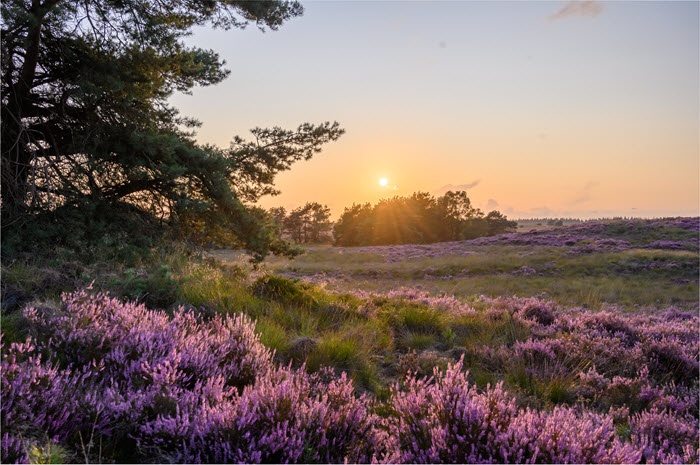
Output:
[1, 0, 343, 261]
[274, 202, 332, 243]
[333, 191, 516, 246]
[251, 274, 317, 307]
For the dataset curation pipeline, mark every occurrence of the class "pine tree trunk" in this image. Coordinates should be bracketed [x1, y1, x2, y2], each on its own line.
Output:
[1, 0, 44, 217]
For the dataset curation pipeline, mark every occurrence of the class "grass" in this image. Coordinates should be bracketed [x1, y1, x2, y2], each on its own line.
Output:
[2, 220, 698, 415]
[1, 311, 29, 344]
[451, 311, 532, 348]
[243, 244, 697, 309]
[27, 440, 69, 464]
[200, 231, 700, 402]
[255, 318, 291, 353]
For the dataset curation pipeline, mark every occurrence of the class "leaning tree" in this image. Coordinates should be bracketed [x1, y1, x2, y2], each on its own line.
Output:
[1, 0, 343, 259]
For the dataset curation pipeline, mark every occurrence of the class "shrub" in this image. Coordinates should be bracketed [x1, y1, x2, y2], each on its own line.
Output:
[112, 264, 179, 308]
[387, 359, 641, 463]
[190, 368, 387, 463]
[1, 435, 28, 464]
[3, 287, 699, 464]
[631, 408, 699, 464]
[251, 275, 317, 307]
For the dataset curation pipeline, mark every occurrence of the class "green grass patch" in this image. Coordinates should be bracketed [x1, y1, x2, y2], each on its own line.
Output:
[177, 264, 265, 315]
[255, 317, 291, 353]
[401, 332, 436, 351]
[452, 311, 531, 348]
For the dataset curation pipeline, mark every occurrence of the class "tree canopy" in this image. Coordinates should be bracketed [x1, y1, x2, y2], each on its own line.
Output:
[275, 202, 332, 243]
[333, 191, 517, 246]
[1, 0, 343, 260]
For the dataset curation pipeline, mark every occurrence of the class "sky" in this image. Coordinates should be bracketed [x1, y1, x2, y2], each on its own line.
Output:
[170, 1, 700, 219]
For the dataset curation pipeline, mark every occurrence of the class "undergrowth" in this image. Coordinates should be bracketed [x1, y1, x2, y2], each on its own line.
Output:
[2, 219, 698, 463]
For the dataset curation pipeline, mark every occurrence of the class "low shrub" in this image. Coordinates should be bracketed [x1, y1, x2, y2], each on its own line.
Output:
[2, 288, 699, 464]
[251, 275, 317, 308]
[385, 359, 641, 464]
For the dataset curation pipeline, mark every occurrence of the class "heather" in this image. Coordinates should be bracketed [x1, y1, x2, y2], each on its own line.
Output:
[333, 217, 699, 261]
[3, 287, 699, 463]
[2, 218, 698, 463]
[3, 0, 697, 460]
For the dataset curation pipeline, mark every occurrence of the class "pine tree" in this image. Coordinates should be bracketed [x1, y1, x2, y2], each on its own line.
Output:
[1, 0, 343, 260]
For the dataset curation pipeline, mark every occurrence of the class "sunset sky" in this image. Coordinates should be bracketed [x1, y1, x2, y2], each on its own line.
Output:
[171, 1, 699, 219]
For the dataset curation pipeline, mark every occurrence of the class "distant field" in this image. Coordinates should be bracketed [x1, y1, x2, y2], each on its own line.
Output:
[213, 217, 699, 309]
[516, 219, 585, 231]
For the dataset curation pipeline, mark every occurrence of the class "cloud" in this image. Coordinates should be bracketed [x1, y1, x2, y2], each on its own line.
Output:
[529, 206, 555, 217]
[433, 180, 481, 196]
[571, 181, 599, 205]
[486, 198, 499, 209]
[547, 1, 603, 21]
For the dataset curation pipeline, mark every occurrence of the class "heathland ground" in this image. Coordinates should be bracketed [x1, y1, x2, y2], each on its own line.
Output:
[2, 217, 698, 463]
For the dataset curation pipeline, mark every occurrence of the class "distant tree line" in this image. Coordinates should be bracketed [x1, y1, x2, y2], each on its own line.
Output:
[519, 217, 585, 224]
[333, 191, 517, 246]
[269, 203, 332, 243]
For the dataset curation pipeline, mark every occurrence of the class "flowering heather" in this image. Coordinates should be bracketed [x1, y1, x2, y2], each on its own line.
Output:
[466, 219, 697, 252]
[385, 360, 642, 464]
[3, 288, 699, 463]
[370, 290, 697, 463]
[644, 240, 693, 250]
[466, 233, 632, 252]
[3, 289, 388, 463]
[0, 434, 27, 464]
[350, 286, 477, 317]
[631, 408, 699, 464]
[336, 242, 481, 263]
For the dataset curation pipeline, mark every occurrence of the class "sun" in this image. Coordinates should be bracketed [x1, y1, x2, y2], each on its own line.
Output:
[379, 177, 388, 187]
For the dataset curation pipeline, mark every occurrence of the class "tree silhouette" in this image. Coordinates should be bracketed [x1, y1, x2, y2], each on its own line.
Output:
[1, 0, 343, 260]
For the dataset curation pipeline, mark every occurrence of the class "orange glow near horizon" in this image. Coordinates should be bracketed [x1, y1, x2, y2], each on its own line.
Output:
[171, 2, 699, 220]
[255, 123, 699, 220]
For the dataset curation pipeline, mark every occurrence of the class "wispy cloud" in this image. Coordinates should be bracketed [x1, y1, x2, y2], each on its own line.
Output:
[548, 1, 603, 21]
[529, 206, 555, 217]
[433, 180, 481, 196]
[571, 181, 599, 204]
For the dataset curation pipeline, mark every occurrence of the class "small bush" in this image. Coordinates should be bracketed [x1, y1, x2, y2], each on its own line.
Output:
[112, 264, 179, 308]
[397, 350, 449, 379]
[251, 275, 317, 308]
